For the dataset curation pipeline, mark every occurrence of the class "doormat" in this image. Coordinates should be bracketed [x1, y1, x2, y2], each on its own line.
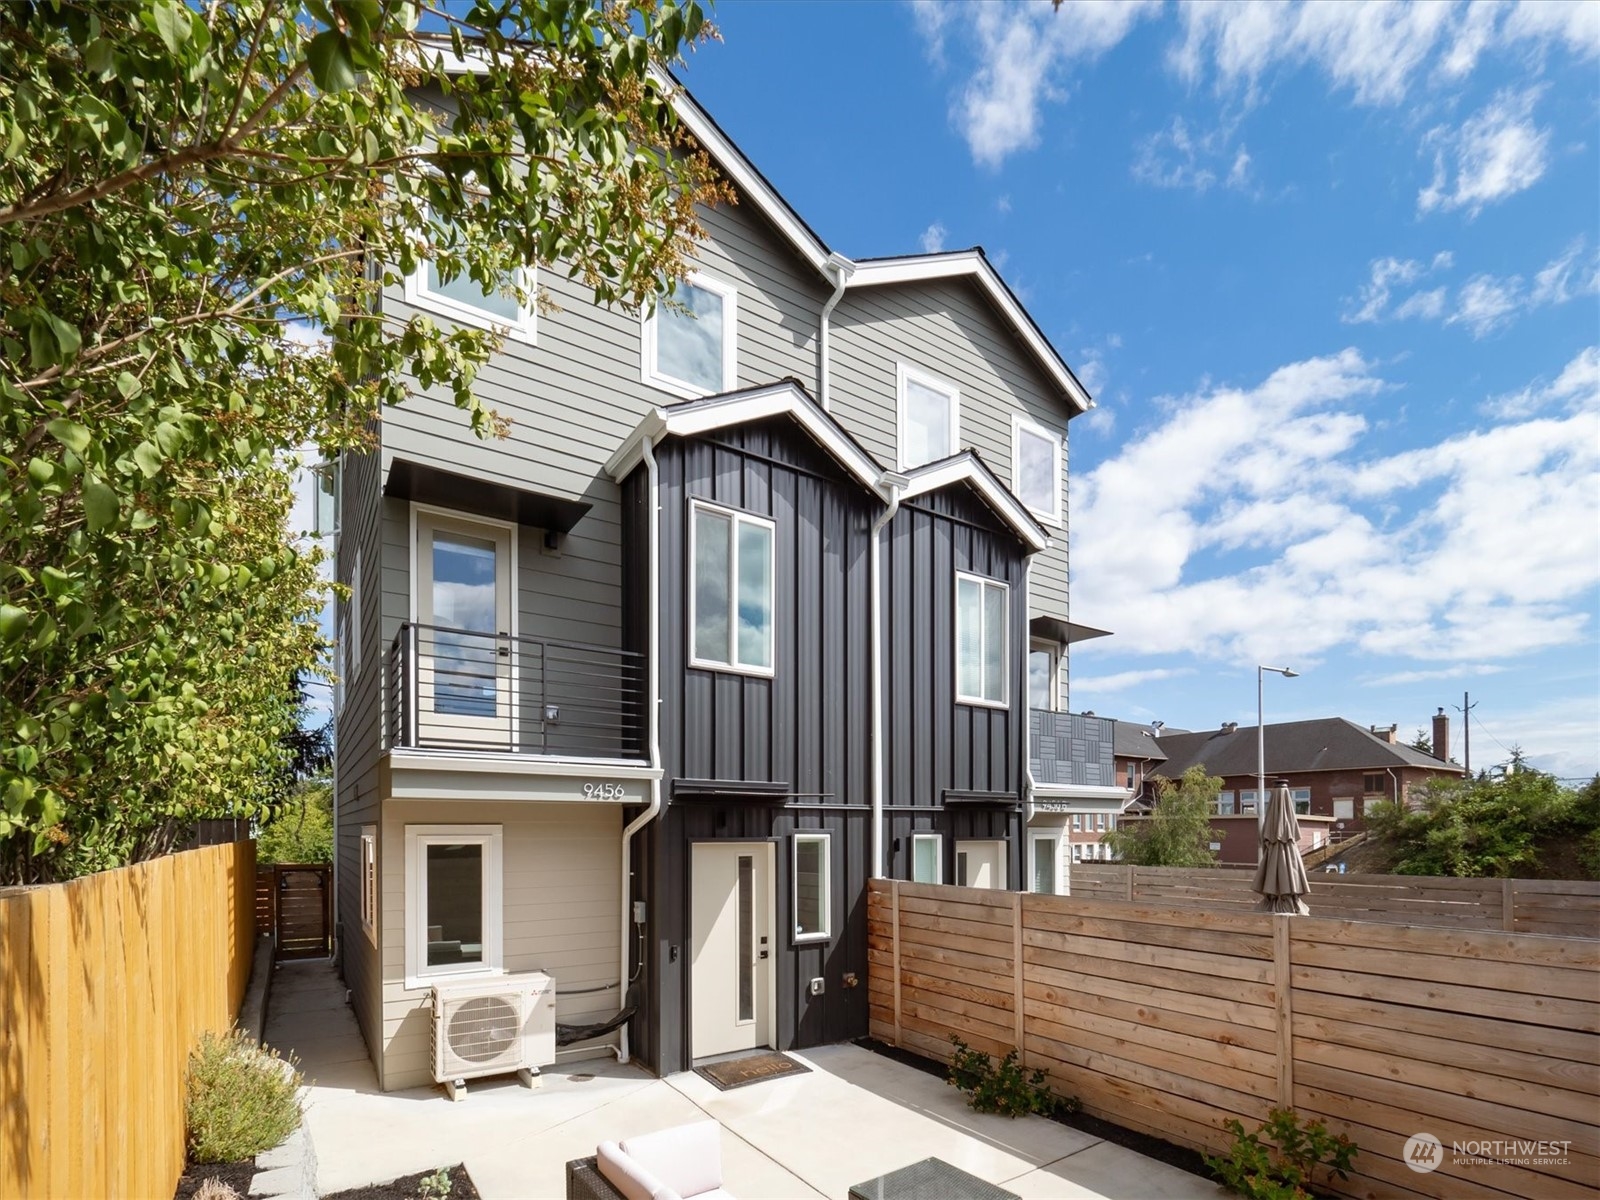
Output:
[694, 1052, 812, 1092]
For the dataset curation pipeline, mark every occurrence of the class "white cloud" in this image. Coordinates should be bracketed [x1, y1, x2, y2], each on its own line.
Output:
[1449, 273, 1523, 336]
[1362, 664, 1508, 687]
[1073, 667, 1195, 694]
[919, 221, 947, 254]
[1072, 351, 1600, 673]
[1418, 87, 1551, 217]
[1341, 252, 1452, 324]
[1483, 345, 1600, 419]
[1132, 116, 1254, 194]
[1392, 287, 1447, 320]
[1444, 239, 1598, 337]
[913, 0, 1160, 167]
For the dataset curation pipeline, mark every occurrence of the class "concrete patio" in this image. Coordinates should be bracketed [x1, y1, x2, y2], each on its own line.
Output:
[265, 961, 1220, 1199]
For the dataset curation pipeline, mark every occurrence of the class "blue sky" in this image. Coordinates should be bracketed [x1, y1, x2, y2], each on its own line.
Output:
[675, 0, 1600, 779]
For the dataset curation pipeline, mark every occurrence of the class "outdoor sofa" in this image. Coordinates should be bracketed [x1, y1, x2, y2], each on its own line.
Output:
[566, 1119, 733, 1200]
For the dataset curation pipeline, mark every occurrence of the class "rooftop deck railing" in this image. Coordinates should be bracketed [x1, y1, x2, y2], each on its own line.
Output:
[387, 622, 647, 760]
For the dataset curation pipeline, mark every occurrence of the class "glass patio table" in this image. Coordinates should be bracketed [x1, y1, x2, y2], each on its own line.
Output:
[848, 1158, 1020, 1200]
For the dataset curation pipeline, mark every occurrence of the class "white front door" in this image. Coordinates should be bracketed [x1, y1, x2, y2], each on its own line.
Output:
[690, 842, 775, 1059]
[414, 512, 514, 748]
[956, 840, 1007, 890]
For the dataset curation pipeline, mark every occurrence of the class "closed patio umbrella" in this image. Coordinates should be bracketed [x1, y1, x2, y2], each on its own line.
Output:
[1252, 781, 1311, 915]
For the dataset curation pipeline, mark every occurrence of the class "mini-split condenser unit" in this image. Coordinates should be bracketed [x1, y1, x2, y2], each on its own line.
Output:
[431, 971, 556, 1101]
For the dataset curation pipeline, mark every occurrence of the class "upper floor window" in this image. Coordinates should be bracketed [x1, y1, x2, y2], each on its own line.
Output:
[1012, 414, 1062, 524]
[1028, 640, 1057, 710]
[406, 210, 536, 342]
[955, 571, 1007, 707]
[644, 272, 737, 398]
[897, 363, 959, 469]
[690, 501, 774, 675]
[1363, 773, 1385, 795]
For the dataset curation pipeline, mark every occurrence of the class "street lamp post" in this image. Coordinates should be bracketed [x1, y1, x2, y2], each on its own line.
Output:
[1257, 665, 1300, 842]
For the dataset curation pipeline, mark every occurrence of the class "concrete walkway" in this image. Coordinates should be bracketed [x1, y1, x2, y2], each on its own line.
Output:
[265, 961, 1220, 1200]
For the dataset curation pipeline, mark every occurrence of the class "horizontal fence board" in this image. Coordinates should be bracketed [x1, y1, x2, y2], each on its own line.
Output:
[1023, 927, 1274, 984]
[1024, 944, 1277, 1009]
[1025, 960, 1277, 1031]
[1024, 1031, 1274, 1125]
[1024, 978, 1278, 1055]
[1290, 939, 1598, 1000]
[1291, 964, 1598, 1032]
[1026, 1009, 1279, 1099]
[1024, 906, 1274, 959]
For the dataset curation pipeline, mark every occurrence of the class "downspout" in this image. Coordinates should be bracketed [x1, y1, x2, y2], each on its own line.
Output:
[617, 436, 664, 1064]
[869, 473, 906, 879]
[1022, 559, 1043, 893]
[817, 253, 855, 411]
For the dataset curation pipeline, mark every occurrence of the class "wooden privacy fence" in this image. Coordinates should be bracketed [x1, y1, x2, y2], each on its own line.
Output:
[1070, 863, 1600, 937]
[867, 879, 1600, 1200]
[0, 840, 256, 1200]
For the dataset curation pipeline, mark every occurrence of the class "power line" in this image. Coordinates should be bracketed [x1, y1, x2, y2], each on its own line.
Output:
[1453, 692, 1478, 773]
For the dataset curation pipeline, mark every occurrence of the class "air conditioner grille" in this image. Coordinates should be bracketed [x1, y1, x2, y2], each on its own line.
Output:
[445, 995, 522, 1064]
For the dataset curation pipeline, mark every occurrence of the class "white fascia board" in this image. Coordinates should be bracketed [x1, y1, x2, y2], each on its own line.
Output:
[606, 383, 887, 495]
[1030, 785, 1134, 806]
[654, 71, 832, 276]
[848, 254, 1092, 415]
[902, 457, 1050, 553]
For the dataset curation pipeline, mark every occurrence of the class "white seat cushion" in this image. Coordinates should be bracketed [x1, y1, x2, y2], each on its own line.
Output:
[619, 1120, 723, 1197]
[597, 1141, 679, 1200]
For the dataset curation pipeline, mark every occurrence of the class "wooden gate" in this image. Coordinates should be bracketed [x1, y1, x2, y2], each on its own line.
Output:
[260, 863, 331, 959]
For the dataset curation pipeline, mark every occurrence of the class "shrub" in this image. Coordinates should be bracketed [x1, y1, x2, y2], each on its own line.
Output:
[947, 1037, 1077, 1119]
[186, 1031, 303, 1163]
[1204, 1108, 1357, 1200]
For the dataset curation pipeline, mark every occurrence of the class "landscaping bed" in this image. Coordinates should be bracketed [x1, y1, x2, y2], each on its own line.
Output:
[174, 1159, 256, 1200]
[323, 1164, 481, 1200]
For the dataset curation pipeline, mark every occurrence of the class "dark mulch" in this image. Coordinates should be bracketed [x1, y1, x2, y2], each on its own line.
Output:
[322, 1164, 481, 1200]
[174, 1158, 256, 1199]
[854, 1037, 1215, 1184]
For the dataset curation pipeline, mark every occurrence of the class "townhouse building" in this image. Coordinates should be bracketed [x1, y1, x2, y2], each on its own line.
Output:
[330, 75, 1103, 1089]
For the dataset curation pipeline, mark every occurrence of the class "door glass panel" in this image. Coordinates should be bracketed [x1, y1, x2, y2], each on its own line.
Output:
[736, 855, 753, 1023]
[736, 520, 773, 669]
[432, 532, 499, 716]
[425, 842, 483, 967]
[956, 852, 969, 888]
[693, 508, 731, 663]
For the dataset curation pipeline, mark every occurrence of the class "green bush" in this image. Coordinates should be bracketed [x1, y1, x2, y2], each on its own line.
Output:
[186, 1030, 302, 1163]
[256, 783, 333, 864]
[1204, 1108, 1357, 1200]
[947, 1037, 1076, 1119]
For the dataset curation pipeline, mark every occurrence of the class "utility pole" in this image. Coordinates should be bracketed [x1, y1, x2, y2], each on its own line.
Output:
[1455, 691, 1478, 773]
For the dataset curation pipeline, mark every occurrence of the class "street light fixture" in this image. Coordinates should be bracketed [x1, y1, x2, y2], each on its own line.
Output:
[1257, 665, 1299, 844]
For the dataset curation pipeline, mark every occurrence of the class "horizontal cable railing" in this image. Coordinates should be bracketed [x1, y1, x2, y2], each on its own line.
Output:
[388, 622, 647, 759]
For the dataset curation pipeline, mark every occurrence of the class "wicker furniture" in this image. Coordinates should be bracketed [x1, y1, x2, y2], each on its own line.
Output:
[566, 1156, 626, 1200]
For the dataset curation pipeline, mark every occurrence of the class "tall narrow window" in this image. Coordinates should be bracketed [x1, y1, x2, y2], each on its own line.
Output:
[956, 572, 1008, 706]
[897, 363, 959, 469]
[911, 833, 942, 884]
[1028, 641, 1058, 711]
[1030, 835, 1058, 894]
[644, 272, 737, 397]
[690, 501, 774, 674]
[359, 826, 378, 946]
[793, 832, 830, 942]
[1011, 414, 1063, 524]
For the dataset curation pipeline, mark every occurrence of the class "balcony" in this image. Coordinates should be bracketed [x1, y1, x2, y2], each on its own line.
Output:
[1029, 709, 1117, 790]
[387, 623, 647, 760]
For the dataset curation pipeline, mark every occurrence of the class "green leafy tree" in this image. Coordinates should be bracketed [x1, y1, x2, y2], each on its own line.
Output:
[257, 781, 332, 864]
[1104, 766, 1222, 867]
[0, 0, 726, 882]
[1366, 769, 1597, 878]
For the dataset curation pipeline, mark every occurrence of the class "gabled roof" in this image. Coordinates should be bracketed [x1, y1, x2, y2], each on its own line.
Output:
[604, 379, 885, 494]
[1150, 718, 1466, 780]
[660, 74, 1092, 417]
[900, 451, 1051, 554]
[1112, 721, 1169, 764]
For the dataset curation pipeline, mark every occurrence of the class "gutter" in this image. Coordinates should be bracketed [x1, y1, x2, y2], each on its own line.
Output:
[617, 436, 665, 1065]
[817, 253, 855, 411]
[868, 471, 907, 879]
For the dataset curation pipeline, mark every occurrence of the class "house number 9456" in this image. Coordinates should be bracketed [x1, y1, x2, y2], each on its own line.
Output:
[583, 782, 626, 800]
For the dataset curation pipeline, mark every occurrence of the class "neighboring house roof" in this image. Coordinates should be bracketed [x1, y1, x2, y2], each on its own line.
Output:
[1150, 718, 1466, 780]
[899, 450, 1050, 553]
[604, 379, 885, 494]
[1112, 721, 1169, 764]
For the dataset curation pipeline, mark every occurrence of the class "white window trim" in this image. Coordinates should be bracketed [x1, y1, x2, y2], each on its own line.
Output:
[404, 208, 537, 343]
[359, 826, 378, 947]
[910, 832, 943, 884]
[687, 499, 776, 678]
[896, 361, 961, 471]
[793, 831, 831, 943]
[641, 270, 738, 399]
[404, 824, 504, 989]
[1010, 413, 1063, 526]
[955, 571, 1009, 709]
[1029, 832, 1060, 895]
[1028, 638, 1059, 712]
[1071, 813, 1082, 830]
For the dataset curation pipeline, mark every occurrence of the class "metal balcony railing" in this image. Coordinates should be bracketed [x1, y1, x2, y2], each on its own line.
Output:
[387, 622, 647, 759]
[1030, 709, 1117, 790]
